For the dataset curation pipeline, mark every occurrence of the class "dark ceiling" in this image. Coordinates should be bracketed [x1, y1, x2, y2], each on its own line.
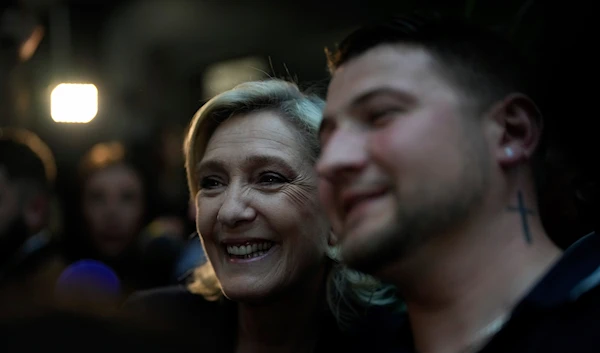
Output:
[2, 0, 598, 223]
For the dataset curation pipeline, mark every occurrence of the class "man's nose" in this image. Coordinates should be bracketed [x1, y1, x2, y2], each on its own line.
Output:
[316, 128, 368, 183]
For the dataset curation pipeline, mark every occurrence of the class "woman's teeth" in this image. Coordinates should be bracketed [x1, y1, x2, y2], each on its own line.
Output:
[226, 242, 273, 258]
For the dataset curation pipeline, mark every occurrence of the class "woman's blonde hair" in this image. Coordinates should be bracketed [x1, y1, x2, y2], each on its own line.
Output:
[184, 79, 400, 328]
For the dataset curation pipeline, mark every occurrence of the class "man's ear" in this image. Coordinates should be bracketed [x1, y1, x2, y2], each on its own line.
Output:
[488, 93, 543, 168]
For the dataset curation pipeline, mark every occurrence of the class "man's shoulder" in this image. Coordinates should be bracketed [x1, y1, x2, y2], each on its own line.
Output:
[563, 282, 600, 324]
[489, 294, 600, 353]
[486, 233, 600, 352]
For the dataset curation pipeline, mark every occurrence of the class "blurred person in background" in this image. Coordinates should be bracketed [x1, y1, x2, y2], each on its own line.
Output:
[74, 141, 186, 295]
[137, 215, 187, 288]
[0, 127, 65, 315]
[154, 123, 191, 222]
[139, 123, 197, 286]
[0, 136, 195, 349]
[125, 79, 401, 353]
[317, 14, 600, 353]
[71, 141, 147, 296]
[1, 3, 44, 125]
[171, 200, 207, 284]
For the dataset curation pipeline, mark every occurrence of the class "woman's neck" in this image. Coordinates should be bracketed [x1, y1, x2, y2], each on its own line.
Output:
[235, 271, 327, 353]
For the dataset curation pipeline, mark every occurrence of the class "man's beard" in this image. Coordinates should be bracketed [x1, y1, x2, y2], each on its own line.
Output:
[340, 138, 491, 278]
[345, 183, 487, 277]
[0, 214, 30, 270]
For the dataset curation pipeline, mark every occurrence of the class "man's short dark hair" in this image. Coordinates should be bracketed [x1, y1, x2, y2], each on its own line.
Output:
[326, 14, 539, 115]
[0, 128, 55, 192]
[326, 14, 548, 200]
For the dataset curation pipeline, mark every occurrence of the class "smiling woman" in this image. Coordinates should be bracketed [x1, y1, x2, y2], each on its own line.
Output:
[124, 79, 401, 353]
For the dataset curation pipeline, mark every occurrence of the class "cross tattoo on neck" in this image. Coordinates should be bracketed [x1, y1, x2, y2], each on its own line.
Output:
[507, 190, 535, 244]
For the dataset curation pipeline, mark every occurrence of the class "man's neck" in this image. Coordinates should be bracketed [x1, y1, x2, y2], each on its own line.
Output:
[386, 203, 562, 353]
[235, 272, 326, 353]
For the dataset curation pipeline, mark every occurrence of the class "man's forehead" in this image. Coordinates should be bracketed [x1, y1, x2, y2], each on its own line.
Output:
[325, 44, 433, 116]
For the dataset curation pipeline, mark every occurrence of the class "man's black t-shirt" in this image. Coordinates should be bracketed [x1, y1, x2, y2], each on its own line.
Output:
[392, 232, 600, 353]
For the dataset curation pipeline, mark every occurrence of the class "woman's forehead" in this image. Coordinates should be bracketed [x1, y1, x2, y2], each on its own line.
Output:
[200, 111, 311, 165]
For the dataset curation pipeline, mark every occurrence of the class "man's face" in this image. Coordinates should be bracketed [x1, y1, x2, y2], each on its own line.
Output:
[317, 44, 492, 275]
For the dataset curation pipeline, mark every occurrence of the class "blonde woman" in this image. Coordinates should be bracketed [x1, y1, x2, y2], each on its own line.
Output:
[125, 79, 401, 353]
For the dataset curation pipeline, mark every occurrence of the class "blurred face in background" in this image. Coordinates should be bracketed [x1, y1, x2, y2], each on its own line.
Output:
[83, 164, 144, 258]
[0, 169, 22, 241]
[0, 168, 46, 244]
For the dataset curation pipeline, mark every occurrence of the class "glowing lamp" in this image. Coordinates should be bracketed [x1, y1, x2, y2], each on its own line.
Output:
[51, 83, 98, 123]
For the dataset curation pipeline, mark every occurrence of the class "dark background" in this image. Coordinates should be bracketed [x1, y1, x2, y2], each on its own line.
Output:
[2, 0, 597, 243]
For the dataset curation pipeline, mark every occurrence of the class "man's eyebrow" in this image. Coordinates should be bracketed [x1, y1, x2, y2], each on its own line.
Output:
[318, 87, 415, 140]
[350, 87, 416, 110]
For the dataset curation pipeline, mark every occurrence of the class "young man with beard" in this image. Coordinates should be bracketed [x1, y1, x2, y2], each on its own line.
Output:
[317, 15, 600, 353]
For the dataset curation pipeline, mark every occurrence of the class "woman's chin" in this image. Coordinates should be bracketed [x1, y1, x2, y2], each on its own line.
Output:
[221, 282, 280, 305]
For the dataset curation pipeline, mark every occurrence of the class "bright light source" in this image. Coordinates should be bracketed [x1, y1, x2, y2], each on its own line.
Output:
[51, 83, 98, 123]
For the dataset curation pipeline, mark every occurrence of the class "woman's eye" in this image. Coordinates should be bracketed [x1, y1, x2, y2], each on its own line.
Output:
[200, 177, 223, 189]
[258, 172, 287, 185]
